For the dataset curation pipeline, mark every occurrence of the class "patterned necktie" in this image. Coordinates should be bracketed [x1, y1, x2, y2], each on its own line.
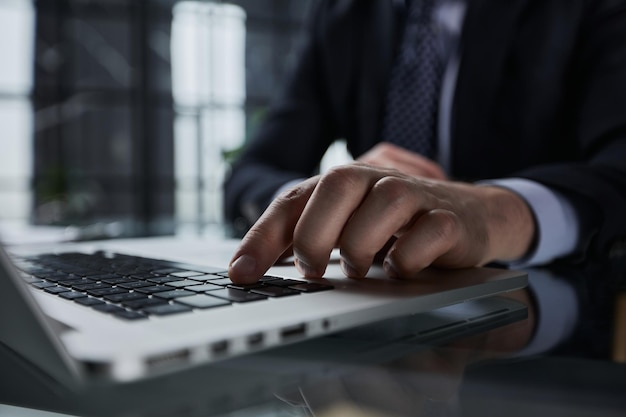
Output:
[381, 0, 444, 159]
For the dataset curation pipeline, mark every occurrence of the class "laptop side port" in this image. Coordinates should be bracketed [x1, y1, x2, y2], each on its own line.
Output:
[280, 323, 306, 341]
[210, 340, 229, 357]
[145, 349, 190, 372]
[247, 332, 264, 348]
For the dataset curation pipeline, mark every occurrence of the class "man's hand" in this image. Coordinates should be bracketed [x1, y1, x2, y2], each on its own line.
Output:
[357, 143, 447, 180]
[228, 163, 535, 284]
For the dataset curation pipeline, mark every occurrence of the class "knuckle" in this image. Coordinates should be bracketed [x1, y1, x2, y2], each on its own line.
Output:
[375, 143, 393, 156]
[273, 181, 309, 206]
[372, 176, 413, 208]
[319, 165, 362, 193]
[428, 209, 459, 241]
[386, 244, 420, 276]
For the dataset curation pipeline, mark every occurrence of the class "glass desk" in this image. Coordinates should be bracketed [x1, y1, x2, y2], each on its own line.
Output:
[1, 253, 625, 417]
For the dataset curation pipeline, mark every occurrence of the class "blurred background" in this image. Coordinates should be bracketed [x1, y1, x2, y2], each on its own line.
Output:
[0, 0, 336, 242]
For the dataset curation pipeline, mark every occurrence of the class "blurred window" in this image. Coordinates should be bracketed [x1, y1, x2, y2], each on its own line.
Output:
[172, 2, 246, 233]
[0, 0, 35, 224]
[0, 0, 314, 239]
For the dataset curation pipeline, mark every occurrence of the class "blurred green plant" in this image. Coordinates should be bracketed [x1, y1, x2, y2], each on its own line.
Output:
[221, 106, 268, 164]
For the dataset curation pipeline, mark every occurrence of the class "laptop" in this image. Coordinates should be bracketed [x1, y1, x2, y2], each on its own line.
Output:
[0, 237, 527, 389]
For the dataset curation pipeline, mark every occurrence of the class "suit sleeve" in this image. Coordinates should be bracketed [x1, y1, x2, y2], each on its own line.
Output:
[223, 1, 340, 235]
[516, 2, 626, 265]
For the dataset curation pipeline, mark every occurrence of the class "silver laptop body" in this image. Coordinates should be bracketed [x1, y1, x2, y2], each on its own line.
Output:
[0, 239, 527, 388]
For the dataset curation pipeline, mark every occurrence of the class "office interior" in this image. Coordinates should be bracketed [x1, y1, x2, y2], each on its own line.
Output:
[1, 1, 626, 416]
[0, 0, 325, 242]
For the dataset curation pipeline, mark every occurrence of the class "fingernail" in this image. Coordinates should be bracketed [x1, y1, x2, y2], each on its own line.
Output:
[295, 257, 319, 277]
[383, 258, 399, 279]
[340, 258, 360, 278]
[229, 254, 257, 278]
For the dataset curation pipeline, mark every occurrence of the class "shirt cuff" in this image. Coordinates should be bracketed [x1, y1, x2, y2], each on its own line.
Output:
[481, 178, 580, 267]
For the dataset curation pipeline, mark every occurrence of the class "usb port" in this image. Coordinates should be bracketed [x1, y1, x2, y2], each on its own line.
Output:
[247, 332, 264, 348]
[211, 340, 229, 356]
[145, 349, 190, 371]
[280, 323, 306, 341]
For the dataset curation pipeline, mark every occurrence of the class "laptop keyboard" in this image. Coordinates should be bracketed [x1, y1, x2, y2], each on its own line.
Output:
[14, 252, 334, 321]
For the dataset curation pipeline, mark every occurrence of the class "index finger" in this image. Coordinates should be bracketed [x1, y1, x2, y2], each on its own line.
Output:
[228, 177, 318, 284]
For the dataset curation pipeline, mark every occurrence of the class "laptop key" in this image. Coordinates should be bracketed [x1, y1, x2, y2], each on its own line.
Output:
[169, 271, 205, 278]
[269, 279, 308, 287]
[41, 273, 75, 283]
[164, 279, 204, 288]
[289, 283, 335, 293]
[198, 274, 229, 281]
[75, 297, 105, 307]
[87, 287, 128, 297]
[59, 290, 87, 300]
[117, 280, 154, 290]
[129, 272, 160, 279]
[208, 288, 268, 303]
[251, 286, 301, 298]
[89, 273, 125, 281]
[44, 286, 71, 294]
[113, 310, 148, 320]
[143, 303, 192, 316]
[206, 278, 233, 286]
[175, 294, 231, 309]
[31, 281, 56, 289]
[183, 275, 215, 282]
[147, 276, 183, 285]
[185, 283, 223, 292]
[121, 297, 167, 310]
[152, 268, 185, 274]
[103, 292, 147, 303]
[258, 275, 282, 283]
[100, 276, 137, 285]
[227, 283, 265, 291]
[72, 282, 110, 291]
[134, 285, 170, 295]
[93, 304, 127, 314]
[57, 278, 88, 287]
[153, 289, 196, 300]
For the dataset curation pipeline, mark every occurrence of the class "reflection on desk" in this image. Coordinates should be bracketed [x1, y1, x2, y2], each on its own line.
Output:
[1, 263, 625, 417]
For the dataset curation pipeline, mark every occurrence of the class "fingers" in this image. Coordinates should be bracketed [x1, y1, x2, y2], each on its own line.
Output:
[338, 176, 433, 278]
[292, 165, 381, 277]
[383, 209, 467, 279]
[230, 164, 401, 282]
[279, 171, 466, 280]
[228, 177, 318, 284]
[230, 164, 492, 284]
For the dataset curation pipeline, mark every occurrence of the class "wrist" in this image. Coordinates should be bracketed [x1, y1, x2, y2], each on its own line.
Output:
[480, 185, 536, 262]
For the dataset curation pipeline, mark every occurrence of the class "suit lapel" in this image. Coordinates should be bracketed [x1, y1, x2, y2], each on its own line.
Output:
[451, 0, 532, 177]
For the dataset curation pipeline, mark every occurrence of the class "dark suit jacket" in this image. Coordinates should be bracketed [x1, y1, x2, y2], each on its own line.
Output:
[224, 0, 626, 264]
